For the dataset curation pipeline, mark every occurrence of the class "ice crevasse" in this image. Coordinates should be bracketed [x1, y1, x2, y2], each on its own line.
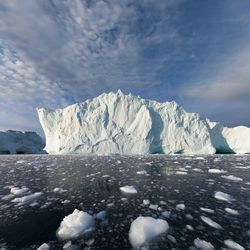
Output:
[37, 90, 250, 155]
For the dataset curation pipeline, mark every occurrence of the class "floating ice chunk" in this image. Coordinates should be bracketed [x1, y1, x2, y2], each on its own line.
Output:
[176, 204, 185, 210]
[37, 243, 50, 250]
[225, 208, 239, 216]
[136, 170, 147, 175]
[53, 188, 67, 193]
[193, 238, 215, 250]
[10, 186, 29, 196]
[1, 194, 15, 201]
[200, 216, 222, 229]
[195, 157, 205, 160]
[186, 225, 194, 231]
[94, 211, 106, 220]
[57, 209, 94, 240]
[167, 235, 176, 244]
[192, 168, 203, 172]
[224, 239, 245, 250]
[120, 185, 137, 194]
[143, 199, 150, 206]
[221, 175, 243, 182]
[200, 207, 215, 214]
[214, 191, 233, 202]
[161, 211, 171, 218]
[63, 241, 72, 249]
[129, 216, 169, 248]
[208, 169, 227, 174]
[176, 171, 187, 175]
[12, 192, 43, 204]
[149, 204, 158, 210]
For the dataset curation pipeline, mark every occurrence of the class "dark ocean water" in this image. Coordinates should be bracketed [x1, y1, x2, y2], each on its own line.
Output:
[0, 155, 249, 249]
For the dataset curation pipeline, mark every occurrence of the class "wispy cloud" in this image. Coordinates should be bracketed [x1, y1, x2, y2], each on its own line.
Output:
[0, 0, 182, 99]
[0, 0, 250, 133]
[183, 47, 250, 103]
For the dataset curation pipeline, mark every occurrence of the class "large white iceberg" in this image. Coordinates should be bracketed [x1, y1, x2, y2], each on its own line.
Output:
[37, 90, 250, 155]
[207, 120, 250, 154]
[0, 130, 45, 154]
[37, 90, 214, 155]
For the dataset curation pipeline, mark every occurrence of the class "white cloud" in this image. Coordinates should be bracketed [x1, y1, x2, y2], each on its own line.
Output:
[0, 0, 182, 99]
[183, 47, 250, 103]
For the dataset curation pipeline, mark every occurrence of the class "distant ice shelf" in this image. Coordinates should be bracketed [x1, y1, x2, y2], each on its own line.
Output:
[0, 130, 45, 154]
[37, 90, 250, 155]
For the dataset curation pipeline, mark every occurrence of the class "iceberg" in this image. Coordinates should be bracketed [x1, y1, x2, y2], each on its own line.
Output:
[37, 90, 250, 155]
[37, 91, 214, 154]
[207, 120, 250, 154]
[0, 130, 45, 154]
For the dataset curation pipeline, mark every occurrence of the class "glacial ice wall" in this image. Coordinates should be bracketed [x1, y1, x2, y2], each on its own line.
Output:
[0, 130, 45, 154]
[37, 91, 216, 155]
[207, 121, 250, 154]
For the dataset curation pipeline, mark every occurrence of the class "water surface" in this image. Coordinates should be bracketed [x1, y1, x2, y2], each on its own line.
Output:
[0, 155, 249, 249]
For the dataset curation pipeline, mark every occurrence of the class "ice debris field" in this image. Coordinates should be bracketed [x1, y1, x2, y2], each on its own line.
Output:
[0, 154, 249, 249]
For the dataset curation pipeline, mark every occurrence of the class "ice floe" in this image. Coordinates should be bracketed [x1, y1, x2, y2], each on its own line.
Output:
[120, 185, 138, 194]
[129, 216, 169, 248]
[225, 208, 239, 216]
[224, 239, 245, 250]
[200, 216, 222, 229]
[221, 175, 243, 182]
[37, 243, 50, 250]
[12, 192, 43, 205]
[10, 186, 29, 196]
[57, 209, 95, 240]
[208, 169, 227, 174]
[193, 238, 215, 250]
[214, 191, 233, 202]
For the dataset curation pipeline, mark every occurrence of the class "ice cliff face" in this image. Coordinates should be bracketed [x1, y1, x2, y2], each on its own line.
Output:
[0, 130, 45, 154]
[37, 91, 215, 155]
[207, 121, 250, 154]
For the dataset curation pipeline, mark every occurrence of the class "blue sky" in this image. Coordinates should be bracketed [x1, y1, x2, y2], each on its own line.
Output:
[0, 0, 250, 136]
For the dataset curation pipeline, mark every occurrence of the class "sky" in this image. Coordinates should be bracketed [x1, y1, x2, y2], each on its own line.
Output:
[0, 0, 250, 136]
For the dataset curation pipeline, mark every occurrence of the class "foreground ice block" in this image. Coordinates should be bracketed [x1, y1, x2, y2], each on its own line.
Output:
[37, 90, 216, 155]
[0, 130, 45, 154]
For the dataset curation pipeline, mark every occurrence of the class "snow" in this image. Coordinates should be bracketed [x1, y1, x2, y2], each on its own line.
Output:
[120, 185, 138, 194]
[37, 91, 215, 155]
[57, 209, 95, 240]
[200, 216, 222, 229]
[193, 238, 215, 250]
[129, 216, 169, 248]
[0, 130, 44, 154]
[37, 243, 50, 250]
[214, 191, 233, 202]
[12, 192, 43, 204]
[224, 239, 245, 250]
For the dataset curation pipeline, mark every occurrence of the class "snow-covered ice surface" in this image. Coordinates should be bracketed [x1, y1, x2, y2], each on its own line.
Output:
[0, 154, 249, 249]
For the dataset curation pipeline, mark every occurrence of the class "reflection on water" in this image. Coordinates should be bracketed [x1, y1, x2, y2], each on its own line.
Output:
[0, 154, 249, 249]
